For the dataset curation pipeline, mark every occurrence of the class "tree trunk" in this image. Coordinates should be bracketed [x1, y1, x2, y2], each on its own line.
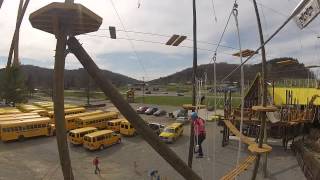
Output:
[53, 26, 74, 180]
[188, 0, 197, 168]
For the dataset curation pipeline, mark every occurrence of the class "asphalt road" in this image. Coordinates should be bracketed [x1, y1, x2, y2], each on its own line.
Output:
[0, 106, 306, 180]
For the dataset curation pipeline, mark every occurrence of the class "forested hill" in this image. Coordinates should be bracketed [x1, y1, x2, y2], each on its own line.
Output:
[149, 57, 313, 84]
[0, 65, 139, 89]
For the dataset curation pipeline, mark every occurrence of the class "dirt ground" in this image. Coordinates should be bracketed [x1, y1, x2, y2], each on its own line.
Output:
[0, 102, 306, 180]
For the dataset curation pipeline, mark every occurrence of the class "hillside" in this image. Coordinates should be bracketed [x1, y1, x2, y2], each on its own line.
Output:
[150, 57, 313, 84]
[0, 65, 139, 89]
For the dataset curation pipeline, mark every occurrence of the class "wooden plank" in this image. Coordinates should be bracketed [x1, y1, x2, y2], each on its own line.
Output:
[220, 155, 256, 180]
[67, 36, 201, 180]
[172, 35, 187, 46]
[166, 34, 179, 45]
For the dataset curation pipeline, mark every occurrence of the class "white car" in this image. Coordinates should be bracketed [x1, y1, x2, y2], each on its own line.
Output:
[176, 116, 189, 124]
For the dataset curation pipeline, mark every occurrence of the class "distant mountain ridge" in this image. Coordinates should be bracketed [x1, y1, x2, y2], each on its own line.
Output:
[0, 65, 140, 89]
[149, 57, 313, 84]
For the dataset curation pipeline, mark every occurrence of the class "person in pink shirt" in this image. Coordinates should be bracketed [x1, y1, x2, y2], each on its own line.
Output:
[191, 112, 206, 158]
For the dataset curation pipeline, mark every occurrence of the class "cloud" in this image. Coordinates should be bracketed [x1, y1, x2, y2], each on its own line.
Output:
[0, 0, 319, 80]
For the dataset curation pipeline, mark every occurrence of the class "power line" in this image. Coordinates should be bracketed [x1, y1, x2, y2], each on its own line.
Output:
[109, 0, 147, 79]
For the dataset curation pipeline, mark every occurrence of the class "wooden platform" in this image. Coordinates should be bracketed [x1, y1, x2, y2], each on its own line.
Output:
[248, 144, 272, 154]
[220, 155, 256, 180]
[252, 105, 277, 112]
[29, 2, 102, 35]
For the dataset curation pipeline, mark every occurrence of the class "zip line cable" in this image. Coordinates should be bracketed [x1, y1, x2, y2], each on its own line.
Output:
[221, 6, 300, 82]
[109, 0, 148, 80]
[210, 0, 218, 22]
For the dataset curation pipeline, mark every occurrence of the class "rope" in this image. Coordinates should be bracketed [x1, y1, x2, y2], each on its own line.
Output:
[210, 0, 218, 22]
[232, 2, 245, 175]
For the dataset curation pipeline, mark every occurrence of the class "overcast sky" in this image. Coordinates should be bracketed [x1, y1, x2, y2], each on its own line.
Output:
[0, 0, 319, 81]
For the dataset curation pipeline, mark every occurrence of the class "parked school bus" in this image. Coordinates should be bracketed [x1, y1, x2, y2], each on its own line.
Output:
[159, 122, 183, 143]
[107, 118, 125, 132]
[68, 127, 97, 145]
[120, 120, 136, 136]
[0, 115, 42, 122]
[0, 108, 21, 115]
[64, 110, 104, 130]
[42, 107, 86, 118]
[16, 104, 44, 113]
[83, 130, 121, 150]
[44, 104, 80, 111]
[0, 118, 55, 142]
[0, 112, 39, 119]
[75, 112, 119, 129]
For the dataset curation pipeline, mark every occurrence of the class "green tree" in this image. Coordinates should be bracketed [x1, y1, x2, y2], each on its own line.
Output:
[0, 66, 27, 105]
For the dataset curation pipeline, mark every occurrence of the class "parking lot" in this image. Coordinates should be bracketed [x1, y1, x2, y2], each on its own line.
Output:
[0, 103, 306, 180]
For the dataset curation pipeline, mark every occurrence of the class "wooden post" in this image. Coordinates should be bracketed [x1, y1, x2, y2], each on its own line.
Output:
[0, 0, 3, 9]
[13, 0, 23, 67]
[53, 21, 74, 180]
[6, 0, 29, 68]
[67, 37, 201, 180]
[188, 0, 197, 168]
[251, 0, 269, 179]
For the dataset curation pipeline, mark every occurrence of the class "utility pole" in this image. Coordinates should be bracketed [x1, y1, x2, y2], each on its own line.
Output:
[188, 0, 197, 168]
[142, 77, 145, 104]
[251, 0, 268, 179]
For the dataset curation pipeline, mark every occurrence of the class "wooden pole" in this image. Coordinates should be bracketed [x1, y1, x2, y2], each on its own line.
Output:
[67, 37, 201, 180]
[13, 0, 23, 67]
[6, 0, 29, 68]
[251, 0, 268, 179]
[0, 0, 3, 9]
[53, 21, 74, 180]
[188, 0, 197, 168]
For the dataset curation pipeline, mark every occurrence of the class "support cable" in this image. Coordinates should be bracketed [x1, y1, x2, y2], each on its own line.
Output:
[232, 2, 245, 175]
[109, 0, 148, 79]
[221, 7, 300, 82]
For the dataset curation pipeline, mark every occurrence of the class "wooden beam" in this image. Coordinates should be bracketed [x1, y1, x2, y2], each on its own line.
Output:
[53, 19, 74, 180]
[166, 34, 179, 45]
[67, 36, 201, 180]
[0, 0, 3, 9]
[172, 35, 187, 46]
[6, 0, 30, 68]
[13, 0, 23, 67]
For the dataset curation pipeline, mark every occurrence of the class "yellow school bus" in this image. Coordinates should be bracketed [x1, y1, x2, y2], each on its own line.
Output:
[75, 112, 119, 129]
[107, 118, 125, 132]
[120, 120, 136, 136]
[0, 112, 39, 119]
[68, 127, 97, 145]
[64, 110, 104, 130]
[83, 130, 121, 150]
[16, 104, 44, 113]
[0, 108, 21, 115]
[44, 104, 80, 111]
[159, 122, 183, 143]
[32, 101, 53, 107]
[0, 118, 55, 142]
[44, 107, 86, 118]
[0, 115, 42, 122]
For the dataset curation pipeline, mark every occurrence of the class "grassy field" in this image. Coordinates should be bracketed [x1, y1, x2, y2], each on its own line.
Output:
[135, 95, 241, 108]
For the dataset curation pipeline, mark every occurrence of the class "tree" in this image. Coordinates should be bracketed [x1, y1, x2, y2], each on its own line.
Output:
[0, 66, 27, 105]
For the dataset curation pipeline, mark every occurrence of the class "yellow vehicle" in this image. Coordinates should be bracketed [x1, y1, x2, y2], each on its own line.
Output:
[0, 115, 42, 122]
[16, 104, 44, 113]
[0, 108, 21, 115]
[64, 110, 104, 130]
[120, 120, 136, 136]
[83, 130, 121, 150]
[0, 112, 39, 119]
[75, 112, 119, 129]
[107, 118, 124, 132]
[68, 127, 97, 145]
[44, 104, 80, 111]
[44, 107, 86, 118]
[159, 123, 183, 143]
[0, 118, 55, 142]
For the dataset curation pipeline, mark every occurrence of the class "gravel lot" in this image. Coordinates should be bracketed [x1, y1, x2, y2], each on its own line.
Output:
[0, 103, 306, 180]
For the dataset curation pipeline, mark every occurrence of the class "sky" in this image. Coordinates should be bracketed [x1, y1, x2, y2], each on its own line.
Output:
[0, 0, 320, 81]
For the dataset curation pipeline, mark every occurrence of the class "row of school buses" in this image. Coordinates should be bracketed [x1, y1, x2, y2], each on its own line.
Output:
[0, 101, 186, 151]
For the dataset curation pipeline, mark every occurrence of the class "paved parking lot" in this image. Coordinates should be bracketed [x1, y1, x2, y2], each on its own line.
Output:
[0, 104, 306, 180]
